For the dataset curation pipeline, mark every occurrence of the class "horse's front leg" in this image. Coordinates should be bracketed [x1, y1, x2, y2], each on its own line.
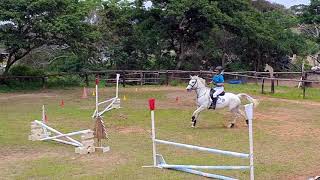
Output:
[191, 105, 207, 128]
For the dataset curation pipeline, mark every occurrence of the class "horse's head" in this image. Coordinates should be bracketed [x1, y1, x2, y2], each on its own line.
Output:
[186, 75, 206, 92]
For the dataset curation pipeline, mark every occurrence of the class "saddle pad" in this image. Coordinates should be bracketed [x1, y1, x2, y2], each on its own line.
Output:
[217, 96, 226, 104]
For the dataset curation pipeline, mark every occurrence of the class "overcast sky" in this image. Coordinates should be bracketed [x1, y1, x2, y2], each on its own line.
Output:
[268, 0, 310, 8]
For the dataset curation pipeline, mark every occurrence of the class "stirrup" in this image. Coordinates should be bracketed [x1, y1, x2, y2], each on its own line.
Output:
[209, 103, 216, 109]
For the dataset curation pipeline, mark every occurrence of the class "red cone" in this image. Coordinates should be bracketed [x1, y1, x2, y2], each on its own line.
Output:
[60, 99, 64, 108]
[81, 87, 88, 99]
[44, 114, 48, 123]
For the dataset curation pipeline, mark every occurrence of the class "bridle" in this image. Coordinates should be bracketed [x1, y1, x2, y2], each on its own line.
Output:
[188, 78, 207, 99]
[188, 79, 198, 89]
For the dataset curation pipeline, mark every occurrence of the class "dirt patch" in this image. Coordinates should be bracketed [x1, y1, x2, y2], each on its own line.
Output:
[0, 149, 61, 168]
[281, 169, 320, 180]
[129, 86, 183, 92]
[255, 106, 320, 140]
[0, 92, 58, 100]
[258, 96, 320, 107]
[116, 126, 147, 134]
[74, 152, 129, 176]
[162, 90, 197, 109]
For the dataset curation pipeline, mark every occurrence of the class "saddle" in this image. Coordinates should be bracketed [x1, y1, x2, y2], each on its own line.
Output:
[210, 89, 225, 97]
[209, 89, 225, 109]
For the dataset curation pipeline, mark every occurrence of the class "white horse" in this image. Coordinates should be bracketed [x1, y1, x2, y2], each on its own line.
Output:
[186, 75, 259, 128]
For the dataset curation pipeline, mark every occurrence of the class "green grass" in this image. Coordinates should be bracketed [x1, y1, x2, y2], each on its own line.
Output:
[0, 86, 319, 180]
[225, 83, 320, 101]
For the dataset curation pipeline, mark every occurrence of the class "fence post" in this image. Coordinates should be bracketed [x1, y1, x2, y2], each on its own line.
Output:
[140, 71, 143, 86]
[122, 71, 126, 88]
[271, 78, 275, 94]
[261, 78, 265, 94]
[254, 72, 258, 85]
[166, 71, 169, 86]
[302, 72, 307, 99]
[42, 76, 47, 89]
[85, 73, 89, 87]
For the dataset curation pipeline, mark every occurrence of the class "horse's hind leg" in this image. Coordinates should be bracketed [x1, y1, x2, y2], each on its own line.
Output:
[229, 107, 241, 128]
[238, 108, 249, 126]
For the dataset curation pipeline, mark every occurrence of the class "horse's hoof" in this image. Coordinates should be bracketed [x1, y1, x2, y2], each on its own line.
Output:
[192, 120, 197, 127]
[191, 125, 195, 128]
[228, 123, 235, 128]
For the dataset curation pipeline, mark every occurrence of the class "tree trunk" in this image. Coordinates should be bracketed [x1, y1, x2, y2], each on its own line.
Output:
[175, 58, 183, 70]
[3, 48, 33, 75]
[3, 54, 14, 75]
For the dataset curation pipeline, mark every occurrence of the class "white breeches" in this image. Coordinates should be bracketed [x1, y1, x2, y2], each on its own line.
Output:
[212, 87, 224, 98]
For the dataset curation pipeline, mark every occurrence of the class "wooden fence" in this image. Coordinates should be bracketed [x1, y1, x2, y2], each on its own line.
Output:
[1, 70, 319, 98]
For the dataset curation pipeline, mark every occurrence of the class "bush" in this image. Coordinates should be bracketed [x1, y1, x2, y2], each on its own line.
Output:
[47, 75, 82, 88]
[169, 79, 182, 86]
[9, 65, 44, 76]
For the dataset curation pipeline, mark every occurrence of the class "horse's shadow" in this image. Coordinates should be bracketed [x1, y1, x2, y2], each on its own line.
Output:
[191, 124, 226, 130]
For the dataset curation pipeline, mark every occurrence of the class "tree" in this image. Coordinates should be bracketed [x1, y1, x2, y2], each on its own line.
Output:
[0, 0, 101, 74]
[98, 0, 317, 71]
[296, 0, 320, 41]
[252, 0, 286, 13]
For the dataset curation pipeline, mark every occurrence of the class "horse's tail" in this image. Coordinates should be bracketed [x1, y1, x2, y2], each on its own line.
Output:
[237, 93, 259, 108]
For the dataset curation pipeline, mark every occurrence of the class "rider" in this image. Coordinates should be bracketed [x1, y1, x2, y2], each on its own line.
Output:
[209, 66, 224, 109]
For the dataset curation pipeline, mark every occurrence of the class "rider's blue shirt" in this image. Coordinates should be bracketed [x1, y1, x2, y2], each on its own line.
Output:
[212, 74, 224, 84]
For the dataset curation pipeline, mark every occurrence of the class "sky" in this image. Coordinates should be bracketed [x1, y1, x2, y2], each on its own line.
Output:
[268, 0, 310, 8]
[143, 0, 310, 9]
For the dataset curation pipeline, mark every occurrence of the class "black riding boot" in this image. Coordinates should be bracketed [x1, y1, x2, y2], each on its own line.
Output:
[209, 97, 218, 109]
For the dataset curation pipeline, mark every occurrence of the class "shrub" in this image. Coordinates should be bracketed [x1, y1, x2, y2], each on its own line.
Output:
[47, 75, 82, 88]
[169, 79, 182, 86]
[9, 65, 44, 76]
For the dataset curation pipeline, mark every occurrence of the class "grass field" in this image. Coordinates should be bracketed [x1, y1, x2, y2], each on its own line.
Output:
[0, 84, 320, 180]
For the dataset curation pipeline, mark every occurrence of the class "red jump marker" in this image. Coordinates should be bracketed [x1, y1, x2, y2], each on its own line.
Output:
[95, 78, 99, 85]
[149, 98, 155, 111]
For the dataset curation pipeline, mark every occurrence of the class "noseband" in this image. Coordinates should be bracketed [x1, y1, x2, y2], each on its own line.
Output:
[188, 79, 198, 89]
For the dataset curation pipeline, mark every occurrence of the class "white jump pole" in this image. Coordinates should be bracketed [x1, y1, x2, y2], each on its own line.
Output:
[40, 129, 91, 141]
[95, 77, 99, 117]
[145, 99, 255, 180]
[34, 120, 83, 147]
[92, 74, 120, 118]
[149, 99, 157, 167]
[116, 74, 120, 98]
[154, 139, 249, 158]
[51, 138, 82, 147]
[41, 105, 49, 136]
[42, 105, 45, 122]
[160, 165, 249, 170]
[245, 103, 254, 180]
[175, 168, 237, 180]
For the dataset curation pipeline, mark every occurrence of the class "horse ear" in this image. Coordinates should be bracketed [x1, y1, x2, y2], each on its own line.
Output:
[190, 75, 192, 78]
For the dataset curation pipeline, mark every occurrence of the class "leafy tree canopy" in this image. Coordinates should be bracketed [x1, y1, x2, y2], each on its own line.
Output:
[0, 0, 101, 74]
